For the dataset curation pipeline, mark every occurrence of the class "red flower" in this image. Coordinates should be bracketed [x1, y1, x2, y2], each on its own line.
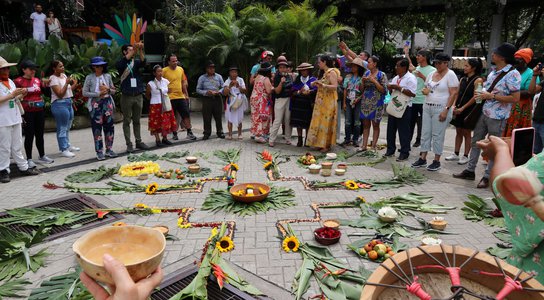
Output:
[212, 263, 226, 289]
[261, 150, 273, 161]
[96, 210, 109, 219]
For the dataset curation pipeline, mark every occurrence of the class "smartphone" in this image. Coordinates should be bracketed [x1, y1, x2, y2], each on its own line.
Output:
[511, 127, 535, 166]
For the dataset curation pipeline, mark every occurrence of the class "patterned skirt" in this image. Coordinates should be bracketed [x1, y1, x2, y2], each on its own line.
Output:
[148, 104, 177, 137]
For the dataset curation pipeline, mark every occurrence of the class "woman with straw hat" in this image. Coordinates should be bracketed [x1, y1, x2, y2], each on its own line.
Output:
[290, 62, 317, 147]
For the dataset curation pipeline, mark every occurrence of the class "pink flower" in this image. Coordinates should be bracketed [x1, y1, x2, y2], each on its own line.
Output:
[540, 230, 544, 238]
[526, 214, 536, 224]
[516, 226, 521, 236]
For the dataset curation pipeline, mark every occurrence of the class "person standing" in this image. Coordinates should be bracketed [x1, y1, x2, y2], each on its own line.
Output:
[503, 48, 538, 137]
[30, 4, 46, 43]
[49, 60, 80, 158]
[46, 10, 62, 39]
[359, 56, 387, 151]
[307, 54, 338, 153]
[453, 43, 521, 188]
[290, 63, 317, 147]
[250, 62, 273, 143]
[411, 53, 459, 171]
[223, 66, 247, 140]
[405, 48, 436, 148]
[162, 54, 196, 141]
[0, 56, 40, 183]
[145, 65, 177, 147]
[196, 61, 225, 140]
[341, 57, 365, 147]
[529, 63, 544, 154]
[13, 60, 54, 168]
[385, 58, 417, 161]
[116, 43, 149, 153]
[446, 58, 483, 164]
[250, 51, 275, 85]
[269, 59, 293, 147]
[82, 57, 117, 161]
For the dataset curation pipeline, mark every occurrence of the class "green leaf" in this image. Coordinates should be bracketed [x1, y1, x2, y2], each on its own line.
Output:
[484, 217, 506, 228]
[0, 208, 94, 228]
[127, 152, 160, 162]
[0, 279, 29, 298]
[487, 246, 512, 260]
[202, 187, 296, 216]
[64, 165, 120, 183]
[28, 267, 92, 300]
[213, 148, 241, 164]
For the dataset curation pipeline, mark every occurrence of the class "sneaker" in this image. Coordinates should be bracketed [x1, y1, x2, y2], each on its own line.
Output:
[445, 154, 460, 161]
[105, 150, 118, 158]
[187, 132, 197, 140]
[458, 156, 469, 165]
[69, 146, 80, 152]
[0, 170, 10, 183]
[127, 144, 134, 153]
[61, 150, 75, 158]
[20, 168, 39, 176]
[172, 133, 179, 140]
[135, 142, 149, 150]
[27, 159, 36, 169]
[202, 135, 210, 140]
[426, 160, 441, 171]
[162, 139, 173, 145]
[39, 155, 54, 164]
[217, 133, 226, 139]
[413, 141, 421, 147]
[96, 152, 106, 161]
[383, 151, 395, 157]
[453, 170, 476, 180]
[396, 154, 409, 162]
[411, 158, 427, 168]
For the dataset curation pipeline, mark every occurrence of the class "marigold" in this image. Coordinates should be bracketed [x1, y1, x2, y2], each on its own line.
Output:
[216, 236, 235, 252]
[145, 182, 159, 195]
[208, 227, 219, 241]
[119, 161, 161, 177]
[258, 187, 267, 194]
[263, 162, 273, 170]
[282, 236, 300, 252]
[134, 203, 149, 209]
[345, 180, 359, 190]
[230, 163, 239, 171]
[177, 216, 192, 229]
[151, 208, 162, 214]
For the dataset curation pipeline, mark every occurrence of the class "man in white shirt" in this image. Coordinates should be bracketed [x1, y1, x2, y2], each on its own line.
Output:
[385, 58, 417, 162]
[30, 4, 47, 43]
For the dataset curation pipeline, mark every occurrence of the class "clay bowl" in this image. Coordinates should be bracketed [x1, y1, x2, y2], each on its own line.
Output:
[314, 227, 341, 245]
[321, 162, 333, 170]
[188, 164, 201, 174]
[322, 219, 340, 229]
[230, 183, 271, 203]
[73, 225, 165, 284]
[185, 156, 198, 164]
[337, 163, 347, 170]
[335, 168, 346, 176]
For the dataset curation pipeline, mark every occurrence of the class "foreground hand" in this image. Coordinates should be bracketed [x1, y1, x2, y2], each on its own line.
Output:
[422, 87, 430, 95]
[80, 254, 163, 300]
[478, 90, 494, 100]
[438, 110, 448, 122]
[476, 135, 510, 161]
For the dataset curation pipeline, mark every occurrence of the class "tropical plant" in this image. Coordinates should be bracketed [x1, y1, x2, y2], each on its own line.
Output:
[28, 267, 92, 300]
[64, 165, 120, 183]
[0, 279, 28, 299]
[0, 208, 94, 228]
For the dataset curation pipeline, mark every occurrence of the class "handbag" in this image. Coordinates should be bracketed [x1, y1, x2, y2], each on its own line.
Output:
[154, 79, 172, 113]
[463, 67, 513, 130]
[230, 94, 246, 112]
[386, 89, 410, 118]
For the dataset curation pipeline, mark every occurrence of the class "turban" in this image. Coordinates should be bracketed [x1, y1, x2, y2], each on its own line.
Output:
[514, 48, 533, 64]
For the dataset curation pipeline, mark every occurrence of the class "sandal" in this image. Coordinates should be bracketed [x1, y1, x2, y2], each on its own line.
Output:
[226, 135, 233, 140]
[237, 135, 243, 140]
[357, 147, 367, 153]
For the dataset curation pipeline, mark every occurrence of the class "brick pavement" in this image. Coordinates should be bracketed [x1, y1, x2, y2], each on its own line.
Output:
[0, 112, 498, 299]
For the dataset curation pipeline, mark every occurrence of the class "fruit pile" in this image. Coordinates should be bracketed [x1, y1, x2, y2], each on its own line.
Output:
[298, 152, 317, 165]
[357, 239, 396, 262]
[315, 227, 341, 239]
[155, 169, 185, 180]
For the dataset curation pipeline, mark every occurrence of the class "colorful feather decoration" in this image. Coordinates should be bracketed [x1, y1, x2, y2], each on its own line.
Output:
[103, 14, 147, 46]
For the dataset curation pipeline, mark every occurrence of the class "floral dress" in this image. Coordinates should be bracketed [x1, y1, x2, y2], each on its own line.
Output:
[504, 68, 539, 137]
[360, 70, 387, 121]
[307, 69, 338, 149]
[250, 75, 272, 138]
[492, 154, 544, 283]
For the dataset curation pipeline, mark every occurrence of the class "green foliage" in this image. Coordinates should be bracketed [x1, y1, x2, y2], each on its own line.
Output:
[28, 268, 92, 300]
[65, 165, 120, 183]
[213, 148, 241, 164]
[0, 208, 94, 228]
[0, 279, 28, 299]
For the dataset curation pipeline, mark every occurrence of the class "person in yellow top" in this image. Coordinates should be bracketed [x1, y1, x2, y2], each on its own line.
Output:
[162, 54, 196, 140]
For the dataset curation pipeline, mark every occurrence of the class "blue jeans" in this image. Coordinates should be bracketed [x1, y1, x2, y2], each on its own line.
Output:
[51, 98, 74, 151]
[421, 103, 453, 156]
[344, 101, 362, 143]
[534, 121, 544, 154]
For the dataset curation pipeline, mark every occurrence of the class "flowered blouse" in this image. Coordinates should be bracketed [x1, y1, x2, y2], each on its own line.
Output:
[482, 64, 521, 120]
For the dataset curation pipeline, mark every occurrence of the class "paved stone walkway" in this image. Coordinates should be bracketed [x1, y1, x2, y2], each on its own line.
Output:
[0, 112, 497, 299]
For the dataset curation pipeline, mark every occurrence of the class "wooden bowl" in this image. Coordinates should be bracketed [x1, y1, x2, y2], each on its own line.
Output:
[314, 227, 341, 245]
[322, 219, 340, 229]
[73, 225, 165, 285]
[430, 220, 448, 230]
[335, 169, 346, 176]
[185, 156, 198, 164]
[230, 183, 271, 203]
[337, 163, 347, 170]
[188, 164, 200, 174]
[321, 162, 333, 169]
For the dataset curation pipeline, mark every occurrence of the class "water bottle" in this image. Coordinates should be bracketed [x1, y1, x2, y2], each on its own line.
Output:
[474, 78, 483, 104]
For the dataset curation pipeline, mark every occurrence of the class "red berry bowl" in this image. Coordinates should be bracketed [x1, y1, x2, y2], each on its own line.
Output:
[314, 227, 341, 245]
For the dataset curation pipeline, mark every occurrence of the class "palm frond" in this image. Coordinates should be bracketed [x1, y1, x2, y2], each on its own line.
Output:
[202, 187, 296, 216]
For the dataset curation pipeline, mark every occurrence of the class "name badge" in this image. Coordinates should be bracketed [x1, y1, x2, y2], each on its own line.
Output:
[130, 78, 137, 88]
[9, 100, 14, 109]
[349, 90, 356, 100]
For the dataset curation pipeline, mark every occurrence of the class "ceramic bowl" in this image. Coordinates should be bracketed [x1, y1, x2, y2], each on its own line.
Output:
[322, 219, 340, 229]
[321, 169, 332, 177]
[73, 225, 165, 284]
[230, 183, 271, 203]
[326, 153, 337, 160]
[337, 163, 347, 170]
[188, 164, 201, 174]
[314, 227, 341, 245]
[308, 164, 322, 174]
[321, 162, 333, 169]
[185, 156, 198, 164]
[335, 169, 346, 176]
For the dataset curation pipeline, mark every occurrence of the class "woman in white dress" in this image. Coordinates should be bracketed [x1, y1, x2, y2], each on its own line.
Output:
[222, 66, 247, 140]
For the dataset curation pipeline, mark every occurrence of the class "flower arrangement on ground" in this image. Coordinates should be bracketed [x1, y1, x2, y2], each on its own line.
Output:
[257, 150, 287, 180]
[118, 161, 160, 177]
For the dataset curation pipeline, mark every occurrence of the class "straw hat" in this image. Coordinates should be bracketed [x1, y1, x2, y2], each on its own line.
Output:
[296, 62, 314, 71]
[346, 57, 366, 70]
[0, 56, 17, 69]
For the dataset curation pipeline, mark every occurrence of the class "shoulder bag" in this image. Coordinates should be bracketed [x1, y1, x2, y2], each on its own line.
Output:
[154, 79, 172, 113]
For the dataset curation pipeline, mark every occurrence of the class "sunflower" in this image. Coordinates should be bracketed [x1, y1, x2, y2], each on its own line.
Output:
[263, 161, 273, 170]
[282, 236, 300, 252]
[357, 196, 366, 203]
[216, 236, 235, 252]
[230, 163, 239, 171]
[145, 182, 159, 195]
[345, 180, 359, 190]
[134, 203, 149, 209]
[177, 217, 192, 229]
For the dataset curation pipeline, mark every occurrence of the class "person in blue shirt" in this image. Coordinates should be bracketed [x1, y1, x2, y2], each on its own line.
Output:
[116, 43, 149, 153]
[196, 61, 225, 139]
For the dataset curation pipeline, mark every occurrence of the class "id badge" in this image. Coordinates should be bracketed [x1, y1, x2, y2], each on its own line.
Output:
[130, 78, 137, 88]
[349, 90, 356, 100]
[9, 100, 14, 109]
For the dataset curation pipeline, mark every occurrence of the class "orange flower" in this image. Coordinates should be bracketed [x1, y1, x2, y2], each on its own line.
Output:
[261, 150, 273, 161]
[212, 263, 226, 289]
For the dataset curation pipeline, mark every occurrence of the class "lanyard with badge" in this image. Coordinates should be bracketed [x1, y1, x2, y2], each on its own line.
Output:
[127, 60, 137, 88]
[348, 75, 360, 100]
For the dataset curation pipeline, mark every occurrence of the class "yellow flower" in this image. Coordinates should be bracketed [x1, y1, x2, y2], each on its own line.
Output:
[177, 217, 191, 229]
[235, 190, 245, 196]
[258, 187, 267, 194]
[345, 180, 359, 190]
[145, 182, 159, 195]
[357, 196, 366, 203]
[230, 163, 239, 171]
[119, 161, 161, 177]
[208, 227, 219, 241]
[151, 207, 162, 214]
[216, 236, 235, 252]
[263, 162, 273, 170]
[282, 236, 300, 252]
[134, 203, 149, 209]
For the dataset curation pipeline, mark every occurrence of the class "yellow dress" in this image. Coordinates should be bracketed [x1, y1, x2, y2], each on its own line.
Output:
[307, 69, 338, 149]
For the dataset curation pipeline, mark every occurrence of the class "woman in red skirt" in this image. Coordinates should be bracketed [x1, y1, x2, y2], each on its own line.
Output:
[145, 65, 177, 147]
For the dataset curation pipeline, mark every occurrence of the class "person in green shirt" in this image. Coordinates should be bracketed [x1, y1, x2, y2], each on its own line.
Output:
[404, 47, 436, 147]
